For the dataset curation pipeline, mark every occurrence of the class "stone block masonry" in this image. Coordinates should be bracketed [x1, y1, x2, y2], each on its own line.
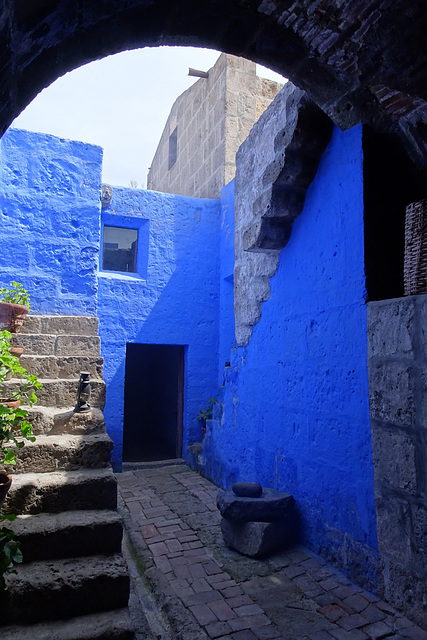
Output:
[0, 128, 102, 316]
[367, 294, 427, 628]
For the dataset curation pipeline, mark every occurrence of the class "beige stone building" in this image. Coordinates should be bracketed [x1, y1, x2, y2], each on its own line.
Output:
[146, 53, 283, 199]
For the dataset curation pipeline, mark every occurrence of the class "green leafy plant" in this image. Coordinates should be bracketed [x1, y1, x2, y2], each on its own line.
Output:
[0, 514, 22, 590]
[198, 397, 217, 424]
[0, 282, 31, 309]
[0, 330, 41, 465]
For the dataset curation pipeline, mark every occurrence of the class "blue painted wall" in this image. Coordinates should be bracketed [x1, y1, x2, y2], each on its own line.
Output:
[0, 128, 102, 315]
[201, 125, 379, 588]
[218, 180, 235, 385]
[97, 186, 222, 469]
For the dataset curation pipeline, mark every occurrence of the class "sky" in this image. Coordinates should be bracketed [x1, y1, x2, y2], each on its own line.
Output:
[11, 47, 285, 188]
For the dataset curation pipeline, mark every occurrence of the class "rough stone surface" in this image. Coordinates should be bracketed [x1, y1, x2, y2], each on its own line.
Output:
[217, 488, 295, 521]
[0, 609, 134, 640]
[3, 468, 117, 515]
[367, 294, 427, 627]
[220, 518, 292, 558]
[0, 554, 130, 625]
[4, 433, 113, 473]
[232, 481, 263, 497]
[27, 407, 106, 436]
[8, 510, 123, 563]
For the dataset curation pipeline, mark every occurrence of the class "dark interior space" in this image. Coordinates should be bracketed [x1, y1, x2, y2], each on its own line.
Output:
[363, 126, 427, 302]
[123, 343, 184, 462]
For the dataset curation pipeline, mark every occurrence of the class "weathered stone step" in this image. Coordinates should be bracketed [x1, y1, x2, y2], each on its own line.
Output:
[3, 468, 117, 515]
[0, 609, 134, 640]
[5, 433, 113, 473]
[25, 406, 106, 436]
[8, 510, 123, 563]
[21, 315, 99, 337]
[11, 333, 101, 357]
[3, 377, 105, 408]
[20, 354, 103, 379]
[0, 554, 130, 625]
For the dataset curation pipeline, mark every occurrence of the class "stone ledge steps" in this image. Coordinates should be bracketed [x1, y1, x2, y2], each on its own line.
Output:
[11, 333, 101, 357]
[3, 377, 105, 408]
[24, 406, 106, 436]
[5, 432, 113, 473]
[3, 467, 117, 515]
[20, 354, 104, 379]
[0, 554, 130, 625]
[21, 315, 99, 337]
[0, 609, 134, 640]
[9, 510, 123, 563]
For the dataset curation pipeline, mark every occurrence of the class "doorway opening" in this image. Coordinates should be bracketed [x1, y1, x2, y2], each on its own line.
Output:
[123, 343, 185, 462]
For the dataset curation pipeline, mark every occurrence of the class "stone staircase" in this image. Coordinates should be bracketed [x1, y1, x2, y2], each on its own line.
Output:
[0, 316, 134, 639]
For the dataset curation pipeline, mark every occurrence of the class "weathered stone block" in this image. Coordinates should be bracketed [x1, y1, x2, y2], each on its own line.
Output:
[220, 518, 291, 558]
[368, 362, 415, 427]
[375, 494, 412, 563]
[232, 481, 263, 497]
[367, 298, 415, 359]
[217, 487, 294, 521]
[371, 426, 417, 493]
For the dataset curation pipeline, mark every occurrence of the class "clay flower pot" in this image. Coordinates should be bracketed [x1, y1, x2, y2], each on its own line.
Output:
[0, 399, 20, 410]
[0, 472, 12, 507]
[0, 302, 29, 333]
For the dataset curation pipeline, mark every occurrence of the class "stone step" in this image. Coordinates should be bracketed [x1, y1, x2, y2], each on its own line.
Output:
[0, 554, 130, 625]
[11, 333, 101, 357]
[25, 406, 106, 436]
[20, 354, 103, 380]
[21, 315, 99, 337]
[8, 510, 123, 563]
[4, 433, 113, 473]
[3, 467, 117, 515]
[0, 609, 134, 640]
[2, 377, 105, 408]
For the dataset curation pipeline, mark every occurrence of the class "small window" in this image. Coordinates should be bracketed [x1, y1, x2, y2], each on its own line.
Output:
[103, 226, 138, 273]
[169, 126, 178, 170]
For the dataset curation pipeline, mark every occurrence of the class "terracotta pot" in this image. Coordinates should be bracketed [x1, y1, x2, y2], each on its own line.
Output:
[0, 472, 12, 507]
[0, 399, 20, 410]
[0, 302, 29, 333]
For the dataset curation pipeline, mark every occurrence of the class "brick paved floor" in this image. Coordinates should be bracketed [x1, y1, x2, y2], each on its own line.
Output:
[117, 463, 427, 640]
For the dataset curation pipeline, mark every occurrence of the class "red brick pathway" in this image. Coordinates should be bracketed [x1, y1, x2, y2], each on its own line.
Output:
[117, 464, 427, 640]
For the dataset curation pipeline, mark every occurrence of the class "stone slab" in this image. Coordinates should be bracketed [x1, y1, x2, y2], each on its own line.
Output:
[3, 468, 117, 515]
[221, 517, 293, 558]
[0, 554, 130, 625]
[9, 509, 123, 562]
[21, 316, 99, 337]
[217, 487, 295, 521]
[0, 609, 134, 640]
[5, 433, 113, 473]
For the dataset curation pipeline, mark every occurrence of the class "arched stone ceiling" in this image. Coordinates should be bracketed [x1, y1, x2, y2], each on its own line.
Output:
[0, 1, 427, 166]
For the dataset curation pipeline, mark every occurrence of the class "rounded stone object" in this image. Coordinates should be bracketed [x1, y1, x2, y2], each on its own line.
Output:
[232, 482, 263, 498]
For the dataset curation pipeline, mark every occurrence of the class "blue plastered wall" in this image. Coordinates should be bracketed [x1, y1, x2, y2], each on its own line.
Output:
[202, 125, 379, 589]
[0, 128, 102, 315]
[97, 187, 222, 469]
[218, 180, 236, 384]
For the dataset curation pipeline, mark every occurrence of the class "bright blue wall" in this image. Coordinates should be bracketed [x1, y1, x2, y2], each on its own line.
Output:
[218, 180, 235, 384]
[97, 187, 222, 469]
[202, 125, 378, 587]
[0, 128, 102, 315]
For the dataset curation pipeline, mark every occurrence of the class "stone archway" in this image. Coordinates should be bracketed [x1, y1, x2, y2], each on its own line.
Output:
[1, 1, 427, 166]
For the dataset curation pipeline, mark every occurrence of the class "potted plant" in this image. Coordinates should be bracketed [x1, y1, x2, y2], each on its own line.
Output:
[0, 282, 31, 333]
[198, 397, 217, 436]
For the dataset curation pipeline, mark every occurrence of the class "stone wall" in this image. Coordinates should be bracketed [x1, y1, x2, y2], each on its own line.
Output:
[0, 128, 102, 316]
[367, 295, 427, 626]
[147, 54, 282, 199]
[199, 123, 380, 592]
[97, 186, 224, 469]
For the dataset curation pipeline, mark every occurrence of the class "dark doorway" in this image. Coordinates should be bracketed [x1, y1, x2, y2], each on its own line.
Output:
[123, 344, 184, 462]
